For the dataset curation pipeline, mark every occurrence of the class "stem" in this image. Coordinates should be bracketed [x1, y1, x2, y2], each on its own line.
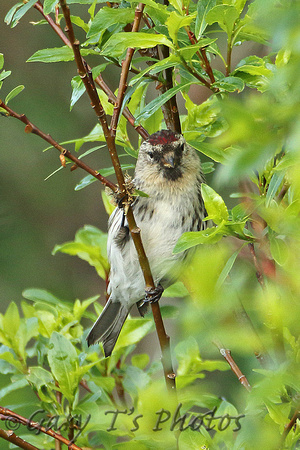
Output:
[110, 3, 145, 137]
[281, 408, 300, 444]
[160, 44, 182, 133]
[248, 242, 265, 290]
[0, 428, 39, 450]
[0, 407, 82, 450]
[213, 339, 251, 392]
[0, 101, 117, 193]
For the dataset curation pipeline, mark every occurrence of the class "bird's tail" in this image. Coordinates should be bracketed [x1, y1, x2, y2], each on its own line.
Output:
[87, 299, 130, 357]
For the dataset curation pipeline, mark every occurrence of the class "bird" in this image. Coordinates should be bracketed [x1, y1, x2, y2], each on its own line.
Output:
[87, 129, 207, 356]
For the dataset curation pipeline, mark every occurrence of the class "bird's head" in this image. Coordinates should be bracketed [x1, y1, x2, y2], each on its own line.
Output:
[135, 130, 201, 190]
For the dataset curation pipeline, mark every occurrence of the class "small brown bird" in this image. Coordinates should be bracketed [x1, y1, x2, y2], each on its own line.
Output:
[87, 129, 207, 356]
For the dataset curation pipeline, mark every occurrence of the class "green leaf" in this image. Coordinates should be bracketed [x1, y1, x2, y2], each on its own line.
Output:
[129, 55, 179, 87]
[22, 289, 71, 310]
[216, 244, 247, 289]
[52, 225, 109, 279]
[201, 184, 229, 224]
[2, 302, 20, 342]
[5, 85, 25, 104]
[27, 46, 99, 63]
[0, 378, 28, 398]
[101, 32, 174, 58]
[47, 332, 79, 404]
[87, 7, 135, 38]
[163, 281, 189, 297]
[266, 172, 285, 207]
[0, 54, 4, 71]
[4, 3, 23, 26]
[201, 161, 215, 174]
[75, 164, 135, 191]
[0, 70, 12, 82]
[43, 0, 58, 15]
[173, 225, 224, 254]
[0, 351, 24, 373]
[8, 0, 37, 28]
[26, 367, 56, 403]
[131, 353, 150, 370]
[195, 0, 217, 39]
[135, 82, 193, 122]
[101, 190, 116, 217]
[212, 76, 245, 92]
[206, 4, 239, 36]
[269, 236, 288, 266]
[188, 140, 233, 164]
[166, 11, 196, 45]
[177, 38, 217, 60]
[114, 318, 153, 352]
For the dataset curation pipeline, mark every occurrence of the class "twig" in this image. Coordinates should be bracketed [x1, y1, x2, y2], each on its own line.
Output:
[213, 339, 251, 391]
[160, 44, 182, 133]
[110, 3, 145, 137]
[0, 101, 117, 193]
[281, 408, 300, 444]
[59, 0, 176, 389]
[185, 28, 216, 85]
[0, 407, 82, 450]
[0, 428, 39, 450]
[248, 242, 265, 290]
[33, 1, 149, 141]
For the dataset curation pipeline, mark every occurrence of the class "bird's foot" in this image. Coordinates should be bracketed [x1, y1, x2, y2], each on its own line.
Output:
[144, 284, 164, 304]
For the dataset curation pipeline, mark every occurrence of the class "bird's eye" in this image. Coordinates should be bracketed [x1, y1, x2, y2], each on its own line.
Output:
[179, 143, 184, 152]
[148, 152, 154, 159]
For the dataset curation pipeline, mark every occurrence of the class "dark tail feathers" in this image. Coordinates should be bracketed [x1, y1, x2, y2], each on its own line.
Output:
[87, 299, 129, 357]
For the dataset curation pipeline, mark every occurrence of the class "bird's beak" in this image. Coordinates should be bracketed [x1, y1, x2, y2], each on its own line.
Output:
[162, 153, 175, 168]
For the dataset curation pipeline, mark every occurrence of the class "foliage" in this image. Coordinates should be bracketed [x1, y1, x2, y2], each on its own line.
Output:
[1, 0, 300, 449]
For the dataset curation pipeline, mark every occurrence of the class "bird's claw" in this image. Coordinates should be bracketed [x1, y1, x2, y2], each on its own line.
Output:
[143, 284, 164, 305]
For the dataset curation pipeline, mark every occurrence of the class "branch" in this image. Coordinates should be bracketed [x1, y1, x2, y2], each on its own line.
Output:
[213, 339, 251, 392]
[185, 28, 216, 85]
[0, 407, 82, 450]
[59, 0, 176, 389]
[160, 44, 182, 133]
[248, 242, 265, 290]
[281, 408, 300, 444]
[110, 3, 145, 137]
[0, 100, 117, 192]
[0, 428, 39, 450]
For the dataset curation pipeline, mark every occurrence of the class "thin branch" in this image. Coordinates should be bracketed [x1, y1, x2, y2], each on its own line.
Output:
[0, 101, 117, 192]
[213, 339, 251, 392]
[248, 242, 265, 290]
[0, 428, 39, 450]
[281, 408, 300, 444]
[185, 28, 216, 85]
[59, 0, 176, 389]
[0, 407, 82, 450]
[160, 44, 182, 133]
[110, 3, 145, 137]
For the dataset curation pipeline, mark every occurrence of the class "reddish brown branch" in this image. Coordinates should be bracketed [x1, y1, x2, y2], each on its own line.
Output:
[0, 100, 117, 192]
[110, 3, 145, 137]
[186, 28, 216, 85]
[0, 428, 39, 450]
[0, 407, 82, 450]
[281, 409, 300, 444]
[213, 340, 251, 391]
[248, 242, 265, 290]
